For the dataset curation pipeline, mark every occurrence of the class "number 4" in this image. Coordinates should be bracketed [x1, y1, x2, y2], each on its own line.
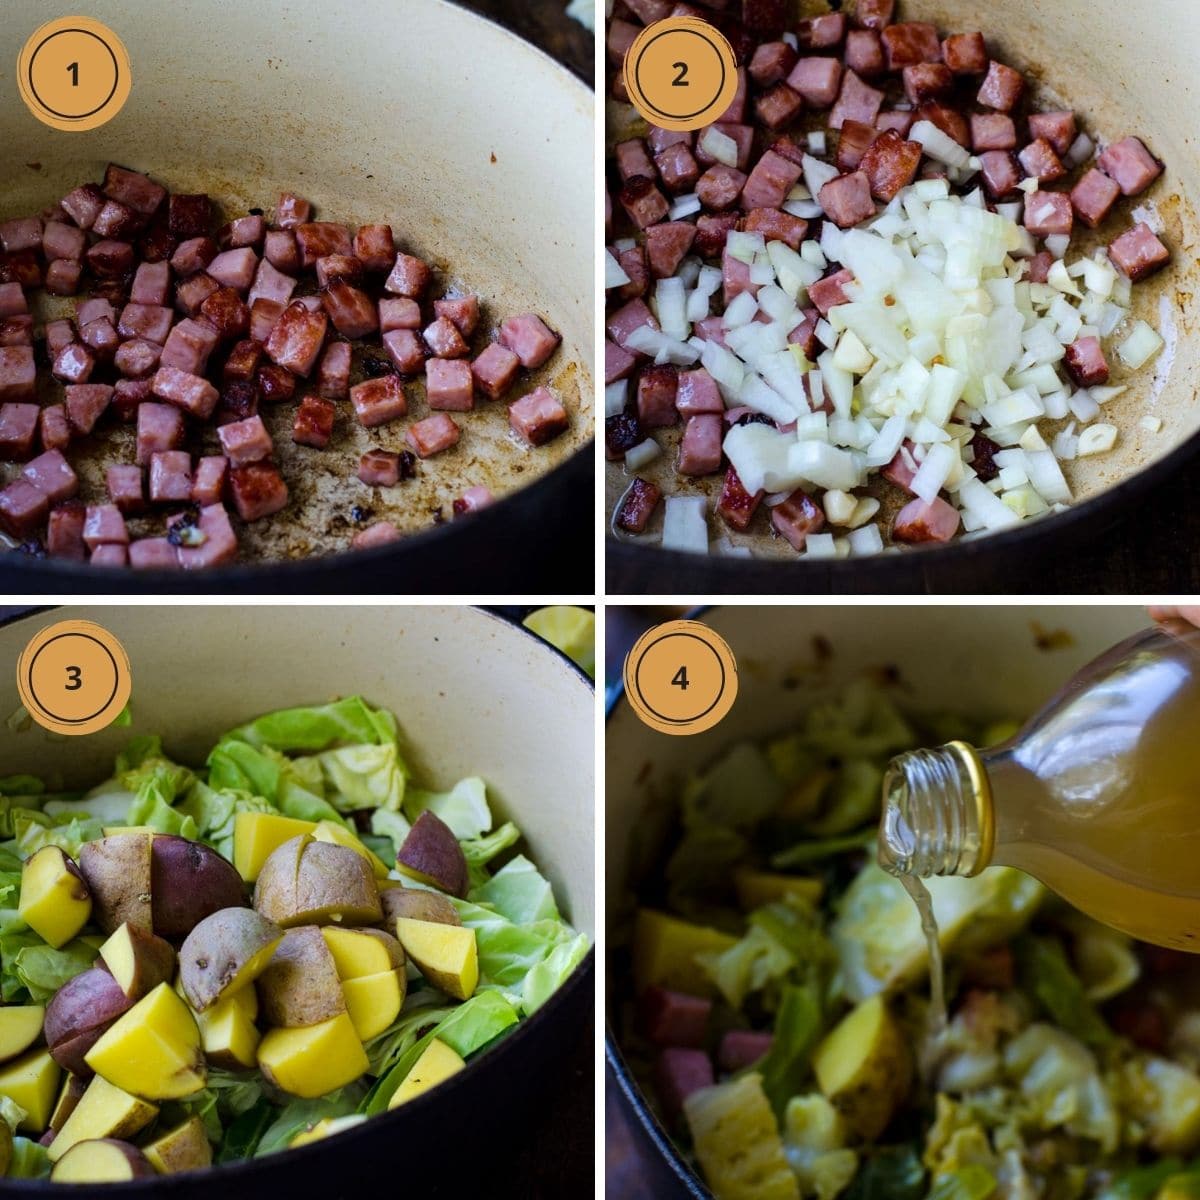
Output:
[671, 665, 689, 690]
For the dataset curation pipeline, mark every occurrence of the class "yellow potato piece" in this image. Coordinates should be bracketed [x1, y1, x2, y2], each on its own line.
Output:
[342, 970, 405, 1041]
[321, 927, 401, 980]
[49, 1076, 87, 1134]
[143, 1115, 212, 1174]
[0, 1006, 45, 1064]
[233, 812, 317, 882]
[49, 1075, 156, 1162]
[85, 983, 206, 1100]
[289, 1114, 366, 1148]
[257, 1013, 368, 1099]
[313, 820, 391, 879]
[387, 1039, 465, 1109]
[0, 1047, 60, 1133]
[733, 869, 823, 911]
[18, 846, 92, 949]
[632, 909, 737, 997]
[394, 918, 478, 1001]
[193, 992, 261, 1070]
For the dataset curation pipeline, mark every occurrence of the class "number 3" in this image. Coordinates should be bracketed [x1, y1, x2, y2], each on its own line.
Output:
[65, 665, 82, 691]
[672, 61, 689, 86]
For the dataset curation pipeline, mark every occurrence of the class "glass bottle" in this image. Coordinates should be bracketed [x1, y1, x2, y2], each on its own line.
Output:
[878, 621, 1200, 951]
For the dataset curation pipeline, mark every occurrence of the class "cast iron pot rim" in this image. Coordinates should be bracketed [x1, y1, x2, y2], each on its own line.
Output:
[607, 414, 1200, 587]
[0, 602, 596, 1189]
[604, 614, 713, 1199]
[0, 0, 595, 589]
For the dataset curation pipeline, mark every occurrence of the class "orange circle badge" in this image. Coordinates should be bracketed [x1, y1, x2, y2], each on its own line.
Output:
[623, 17, 739, 132]
[17, 17, 132, 132]
[17, 620, 132, 736]
[623, 620, 738, 736]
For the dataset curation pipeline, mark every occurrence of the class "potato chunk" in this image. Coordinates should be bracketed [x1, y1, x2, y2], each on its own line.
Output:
[179, 907, 282, 1011]
[143, 1115, 213, 1174]
[0, 1006, 45, 1064]
[190, 989, 261, 1070]
[51, 1138, 155, 1182]
[257, 1013, 368, 1098]
[78, 833, 154, 934]
[312, 820, 391, 879]
[254, 836, 381, 927]
[812, 995, 912, 1139]
[343, 970, 405, 1041]
[321, 927, 404, 980]
[632, 908, 736, 997]
[257, 925, 346, 1028]
[0, 1048, 60, 1133]
[233, 812, 317, 882]
[380, 886, 462, 928]
[394, 917, 478, 1001]
[396, 811, 468, 897]
[387, 1038, 465, 1109]
[99, 923, 176, 1000]
[49, 1075, 156, 1161]
[18, 846, 92, 948]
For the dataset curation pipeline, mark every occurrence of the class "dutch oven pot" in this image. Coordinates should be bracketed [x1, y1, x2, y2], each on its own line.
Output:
[606, 603, 1148, 1195]
[0, 0, 594, 594]
[0, 604, 595, 1194]
[607, 0, 1200, 595]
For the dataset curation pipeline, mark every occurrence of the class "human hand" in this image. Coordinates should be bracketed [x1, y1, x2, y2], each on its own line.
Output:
[1149, 606, 1200, 629]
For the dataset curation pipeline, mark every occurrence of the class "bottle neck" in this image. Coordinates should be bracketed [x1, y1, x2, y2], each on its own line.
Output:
[878, 741, 995, 879]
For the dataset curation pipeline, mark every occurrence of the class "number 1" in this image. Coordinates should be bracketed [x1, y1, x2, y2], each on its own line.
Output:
[67, 61, 79, 86]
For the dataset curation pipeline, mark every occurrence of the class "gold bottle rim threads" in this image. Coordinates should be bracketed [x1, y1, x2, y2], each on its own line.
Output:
[946, 740, 995, 876]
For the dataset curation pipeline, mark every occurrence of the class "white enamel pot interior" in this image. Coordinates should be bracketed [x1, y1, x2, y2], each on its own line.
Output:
[606, 602, 1149, 1194]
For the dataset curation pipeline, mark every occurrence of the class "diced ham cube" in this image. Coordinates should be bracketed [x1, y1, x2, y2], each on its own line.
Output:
[22, 450, 78, 503]
[1098, 136, 1163, 196]
[171, 236, 218, 277]
[64, 384, 113, 434]
[264, 229, 301, 273]
[53, 342, 94, 384]
[977, 60, 1025, 112]
[249, 298, 285, 343]
[0, 314, 32, 346]
[0, 402, 40, 461]
[694, 124, 753, 172]
[357, 449, 400, 487]
[264, 301, 328, 377]
[43, 221, 85, 262]
[1024, 190, 1074, 237]
[696, 165, 748, 211]
[1028, 111, 1077, 157]
[750, 40, 799, 87]
[161, 317, 219, 375]
[128, 537, 179, 569]
[654, 1049, 714, 1123]
[426, 358, 475, 412]
[107, 464, 145, 513]
[138, 218, 177, 265]
[1109, 222, 1170, 281]
[405, 412, 461, 458]
[718, 1030, 774, 1072]
[43, 259, 82, 296]
[206, 247, 258, 292]
[772, 490, 825, 550]
[755, 82, 804, 131]
[692, 213, 737, 258]
[176, 272, 220, 316]
[0, 283, 26, 318]
[741, 149, 804, 210]
[217, 414, 273, 467]
[200, 286, 251, 340]
[275, 192, 311, 229]
[452, 485, 494, 518]
[742, 208, 808, 250]
[61, 184, 106, 229]
[675, 368, 723, 418]
[221, 341, 260, 384]
[979, 151, 1022, 200]
[228, 461, 289, 521]
[103, 165, 165, 215]
[1019, 139, 1066, 184]
[903, 62, 953, 104]
[845, 29, 885, 76]
[93, 200, 140, 240]
[433, 296, 480, 340]
[619, 176, 669, 230]
[642, 224, 695, 281]
[971, 113, 1017, 152]
[914, 101, 970, 147]
[292, 394, 336, 448]
[151, 365, 219, 418]
[615, 477, 662, 533]
[256, 364, 296, 404]
[295, 222, 352, 267]
[380, 298, 422, 333]
[800, 12, 847, 48]
[319, 279, 378, 339]
[111, 379, 150, 422]
[0, 250, 41, 288]
[717, 466, 764, 530]
[352, 521, 401, 549]
[860, 130, 922, 201]
[131, 260, 171, 306]
[136, 401, 185, 465]
[1025, 251, 1055, 285]
[807, 268, 855, 316]
[39, 404, 70, 451]
[83, 503, 130, 547]
[894, 496, 960, 542]
[607, 298, 659, 353]
[0, 218, 42, 254]
[350, 375, 408, 427]
[636, 365, 678, 428]
[314, 254, 364, 287]
[89, 542, 129, 566]
[883, 442, 919, 492]
[498, 313, 560, 369]
[830, 69, 885, 130]
[881, 21, 941, 67]
[605, 340, 637, 388]
[382, 328, 427, 375]
[192, 456, 229, 506]
[854, 0, 895, 29]
[424, 315, 469, 359]
[942, 31, 987, 74]
[0, 479, 48, 537]
[640, 986, 712, 1048]
[465, 342, 519, 404]
[118, 303, 173, 343]
[820, 170, 876, 228]
[678, 414, 723, 476]
[45, 319, 76, 355]
[617, 139, 655, 181]
[222, 214, 265, 249]
[147, 451, 193, 504]
[352, 224, 395, 272]
[1071, 169, 1122, 229]
[1064, 336, 1110, 388]
[836, 120, 879, 172]
[385, 253, 433, 298]
[508, 388, 567, 447]
[176, 504, 238, 570]
[786, 56, 842, 107]
[317, 341, 351, 400]
[46, 501, 86, 560]
[655, 143, 700, 193]
[247, 258, 298, 308]
[0, 346, 35, 403]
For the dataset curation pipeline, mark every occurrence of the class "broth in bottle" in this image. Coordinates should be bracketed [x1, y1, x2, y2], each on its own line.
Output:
[878, 621, 1200, 951]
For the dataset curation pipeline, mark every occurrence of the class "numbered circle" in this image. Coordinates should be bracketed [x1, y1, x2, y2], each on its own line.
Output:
[17, 17, 132, 132]
[16, 620, 132, 736]
[623, 619, 738, 736]
[623, 17, 739, 132]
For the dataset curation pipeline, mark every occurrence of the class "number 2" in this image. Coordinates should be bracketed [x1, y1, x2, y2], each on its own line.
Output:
[672, 61, 689, 86]
[65, 665, 82, 691]
[66, 61, 79, 87]
[672, 665, 689, 690]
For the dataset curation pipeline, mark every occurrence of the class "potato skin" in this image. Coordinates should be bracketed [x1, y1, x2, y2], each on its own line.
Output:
[78, 835, 153, 934]
[396, 812, 468, 898]
[257, 926, 346, 1028]
[50, 1137, 155, 1181]
[179, 908, 282, 1011]
[380, 887, 462, 928]
[150, 837, 246, 939]
[44, 969, 133, 1076]
[254, 838, 380, 927]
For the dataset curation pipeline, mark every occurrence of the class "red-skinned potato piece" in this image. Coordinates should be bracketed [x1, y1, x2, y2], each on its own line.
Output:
[150, 836, 246, 939]
[395, 811, 468, 898]
[51, 1138, 155, 1182]
[99, 923, 176, 1000]
[44, 967, 134, 1076]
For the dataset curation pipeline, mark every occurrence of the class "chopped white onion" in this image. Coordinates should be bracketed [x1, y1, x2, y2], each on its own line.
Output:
[910, 120, 973, 171]
[669, 194, 702, 221]
[605, 250, 630, 289]
[604, 380, 627, 417]
[1117, 320, 1164, 369]
[847, 523, 885, 555]
[698, 126, 739, 169]
[1077, 423, 1118, 456]
[1065, 132, 1095, 169]
[625, 438, 661, 469]
[807, 131, 827, 156]
[802, 154, 840, 203]
[661, 496, 709, 555]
